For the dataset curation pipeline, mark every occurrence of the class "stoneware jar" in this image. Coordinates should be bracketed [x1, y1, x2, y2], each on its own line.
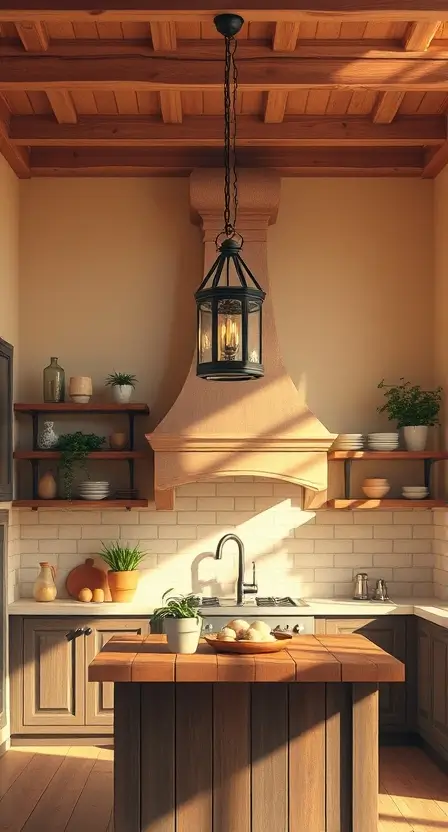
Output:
[33, 562, 57, 602]
[37, 471, 57, 499]
[69, 376, 93, 404]
[38, 421, 59, 449]
[403, 425, 428, 452]
[112, 384, 134, 404]
[109, 431, 127, 450]
[164, 618, 202, 655]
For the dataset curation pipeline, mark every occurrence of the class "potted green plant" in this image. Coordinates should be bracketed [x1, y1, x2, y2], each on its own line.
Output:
[105, 371, 138, 404]
[151, 589, 202, 654]
[99, 541, 147, 602]
[57, 432, 105, 500]
[378, 379, 442, 451]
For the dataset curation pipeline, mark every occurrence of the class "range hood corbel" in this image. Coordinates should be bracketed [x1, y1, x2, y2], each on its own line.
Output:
[147, 169, 336, 510]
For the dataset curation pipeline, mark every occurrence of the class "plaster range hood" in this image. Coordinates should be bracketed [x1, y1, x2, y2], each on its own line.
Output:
[147, 169, 336, 510]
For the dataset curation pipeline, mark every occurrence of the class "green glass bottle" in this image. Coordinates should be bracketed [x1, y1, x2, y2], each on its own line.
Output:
[43, 357, 65, 403]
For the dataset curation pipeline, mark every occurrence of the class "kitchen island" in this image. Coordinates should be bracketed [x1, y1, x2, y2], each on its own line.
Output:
[89, 633, 404, 832]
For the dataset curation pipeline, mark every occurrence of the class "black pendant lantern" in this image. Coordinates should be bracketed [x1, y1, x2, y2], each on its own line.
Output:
[195, 13, 266, 381]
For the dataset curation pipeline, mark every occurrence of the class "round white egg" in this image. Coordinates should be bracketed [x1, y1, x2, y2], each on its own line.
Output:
[227, 619, 250, 638]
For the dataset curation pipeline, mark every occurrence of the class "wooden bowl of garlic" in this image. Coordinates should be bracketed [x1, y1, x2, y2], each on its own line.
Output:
[204, 618, 292, 654]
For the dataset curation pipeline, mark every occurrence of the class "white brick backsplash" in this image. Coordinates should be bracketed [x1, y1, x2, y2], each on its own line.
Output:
[413, 582, 434, 596]
[394, 539, 432, 553]
[19, 510, 40, 525]
[315, 540, 353, 554]
[434, 526, 448, 540]
[374, 553, 411, 568]
[334, 553, 373, 568]
[144, 540, 177, 554]
[435, 568, 448, 586]
[58, 553, 86, 570]
[121, 525, 158, 539]
[216, 511, 255, 526]
[81, 525, 120, 539]
[353, 539, 392, 554]
[77, 539, 107, 554]
[335, 525, 373, 539]
[299, 583, 335, 598]
[315, 567, 352, 582]
[413, 525, 434, 539]
[20, 540, 39, 554]
[294, 554, 334, 568]
[20, 567, 38, 582]
[290, 568, 314, 582]
[361, 567, 394, 582]
[21, 525, 58, 539]
[235, 497, 255, 510]
[174, 498, 198, 511]
[21, 554, 41, 568]
[284, 539, 315, 554]
[393, 568, 433, 582]
[295, 525, 333, 539]
[139, 510, 178, 524]
[39, 511, 102, 524]
[254, 497, 285, 511]
[159, 526, 197, 539]
[412, 553, 434, 567]
[386, 582, 413, 596]
[333, 583, 353, 597]
[101, 511, 144, 525]
[354, 511, 393, 525]
[59, 525, 82, 539]
[178, 512, 216, 525]
[374, 525, 411, 539]
[197, 497, 234, 511]
[38, 539, 78, 554]
[217, 483, 273, 497]
[316, 511, 353, 525]
[177, 483, 216, 497]
[394, 511, 431, 525]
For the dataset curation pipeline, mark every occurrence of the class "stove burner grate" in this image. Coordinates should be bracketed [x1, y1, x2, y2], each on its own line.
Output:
[256, 597, 297, 608]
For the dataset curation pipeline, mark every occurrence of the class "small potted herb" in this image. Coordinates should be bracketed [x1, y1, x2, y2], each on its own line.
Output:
[151, 590, 202, 654]
[99, 541, 147, 602]
[378, 379, 443, 451]
[105, 371, 138, 404]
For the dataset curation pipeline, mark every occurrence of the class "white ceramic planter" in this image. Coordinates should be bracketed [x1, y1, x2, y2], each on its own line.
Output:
[164, 617, 201, 654]
[112, 385, 133, 404]
[403, 425, 428, 452]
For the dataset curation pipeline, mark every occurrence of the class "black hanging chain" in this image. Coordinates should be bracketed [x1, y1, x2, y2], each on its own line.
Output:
[222, 34, 239, 239]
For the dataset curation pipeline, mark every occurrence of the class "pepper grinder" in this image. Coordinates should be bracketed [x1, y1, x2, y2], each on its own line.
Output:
[353, 572, 369, 600]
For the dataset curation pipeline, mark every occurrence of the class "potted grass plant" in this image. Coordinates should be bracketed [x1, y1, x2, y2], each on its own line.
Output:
[151, 589, 202, 654]
[378, 379, 443, 451]
[99, 541, 147, 602]
[105, 371, 138, 404]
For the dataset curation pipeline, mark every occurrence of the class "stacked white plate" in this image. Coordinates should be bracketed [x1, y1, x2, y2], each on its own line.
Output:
[79, 481, 110, 501]
[332, 433, 364, 451]
[402, 486, 429, 500]
[367, 432, 399, 451]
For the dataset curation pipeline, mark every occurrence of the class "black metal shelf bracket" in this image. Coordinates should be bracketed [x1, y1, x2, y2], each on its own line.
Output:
[339, 455, 443, 501]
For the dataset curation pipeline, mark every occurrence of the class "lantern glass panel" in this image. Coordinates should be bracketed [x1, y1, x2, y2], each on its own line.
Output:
[217, 298, 242, 363]
[248, 301, 261, 364]
[198, 301, 212, 364]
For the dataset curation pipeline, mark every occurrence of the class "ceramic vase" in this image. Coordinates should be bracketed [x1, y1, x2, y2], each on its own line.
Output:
[33, 562, 57, 602]
[69, 376, 92, 404]
[107, 570, 139, 602]
[112, 385, 133, 404]
[164, 618, 201, 654]
[403, 425, 428, 452]
[38, 421, 59, 449]
[109, 432, 127, 450]
[43, 357, 65, 403]
[37, 471, 57, 499]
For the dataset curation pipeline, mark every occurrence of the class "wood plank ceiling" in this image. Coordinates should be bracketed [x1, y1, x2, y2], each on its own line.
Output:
[2, 3, 448, 177]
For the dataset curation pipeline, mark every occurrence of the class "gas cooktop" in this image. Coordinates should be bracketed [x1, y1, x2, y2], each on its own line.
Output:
[197, 596, 306, 608]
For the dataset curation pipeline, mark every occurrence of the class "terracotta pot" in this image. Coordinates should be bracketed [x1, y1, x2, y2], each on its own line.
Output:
[107, 570, 139, 602]
[37, 471, 57, 499]
[109, 431, 127, 450]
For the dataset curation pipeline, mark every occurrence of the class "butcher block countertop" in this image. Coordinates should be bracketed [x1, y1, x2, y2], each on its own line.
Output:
[88, 633, 405, 684]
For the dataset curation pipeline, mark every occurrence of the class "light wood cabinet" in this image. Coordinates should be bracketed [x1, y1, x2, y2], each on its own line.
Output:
[417, 618, 448, 760]
[10, 616, 149, 736]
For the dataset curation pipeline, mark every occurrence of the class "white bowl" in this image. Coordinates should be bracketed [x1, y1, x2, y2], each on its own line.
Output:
[80, 494, 109, 501]
[368, 433, 399, 438]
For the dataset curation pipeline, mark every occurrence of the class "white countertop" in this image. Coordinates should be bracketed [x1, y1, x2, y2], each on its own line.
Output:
[8, 597, 448, 630]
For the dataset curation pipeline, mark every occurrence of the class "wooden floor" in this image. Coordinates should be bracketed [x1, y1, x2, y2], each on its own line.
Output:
[0, 745, 446, 831]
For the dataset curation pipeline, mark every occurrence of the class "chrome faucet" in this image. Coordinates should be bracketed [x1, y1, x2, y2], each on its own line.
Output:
[215, 533, 258, 605]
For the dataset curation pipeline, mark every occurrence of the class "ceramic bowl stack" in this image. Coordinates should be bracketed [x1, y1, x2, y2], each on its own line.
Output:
[402, 486, 429, 500]
[367, 432, 399, 451]
[79, 481, 110, 501]
[362, 478, 391, 499]
[332, 433, 364, 451]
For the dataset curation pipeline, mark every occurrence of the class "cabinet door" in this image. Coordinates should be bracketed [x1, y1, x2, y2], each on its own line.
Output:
[431, 625, 448, 744]
[85, 618, 148, 727]
[417, 619, 432, 729]
[324, 617, 407, 728]
[23, 618, 85, 727]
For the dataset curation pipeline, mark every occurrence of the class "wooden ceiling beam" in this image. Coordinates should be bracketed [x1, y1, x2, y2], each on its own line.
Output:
[273, 22, 300, 51]
[10, 114, 446, 147]
[264, 91, 288, 123]
[3, 55, 448, 90]
[1, 3, 448, 23]
[150, 21, 176, 50]
[422, 136, 448, 177]
[0, 93, 29, 176]
[15, 21, 48, 51]
[29, 146, 425, 178]
[46, 90, 77, 123]
[372, 91, 405, 123]
[160, 90, 182, 123]
[404, 20, 441, 50]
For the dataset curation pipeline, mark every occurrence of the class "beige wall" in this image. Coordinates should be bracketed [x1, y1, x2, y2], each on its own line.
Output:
[269, 179, 434, 435]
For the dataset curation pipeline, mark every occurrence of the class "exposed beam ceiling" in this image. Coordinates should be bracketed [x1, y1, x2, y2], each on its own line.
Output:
[0, 93, 29, 176]
[46, 90, 77, 123]
[3, 55, 448, 90]
[404, 20, 441, 50]
[372, 91, 405, 123]
[15, 21, 48, 51]
[1, 3, 448, 23]
[10, 114, 446, 147]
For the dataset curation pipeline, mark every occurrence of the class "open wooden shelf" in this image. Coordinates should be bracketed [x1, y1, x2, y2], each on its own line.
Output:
[328, 451, 448, 460]
[326, 499, 446, 510]
[13, 499, 148, 510]
[14, 450, 146, 460]
[14, 402, 149, 414]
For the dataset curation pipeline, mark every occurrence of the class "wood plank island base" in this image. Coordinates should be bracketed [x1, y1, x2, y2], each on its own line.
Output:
[88, 634, 405, 832]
